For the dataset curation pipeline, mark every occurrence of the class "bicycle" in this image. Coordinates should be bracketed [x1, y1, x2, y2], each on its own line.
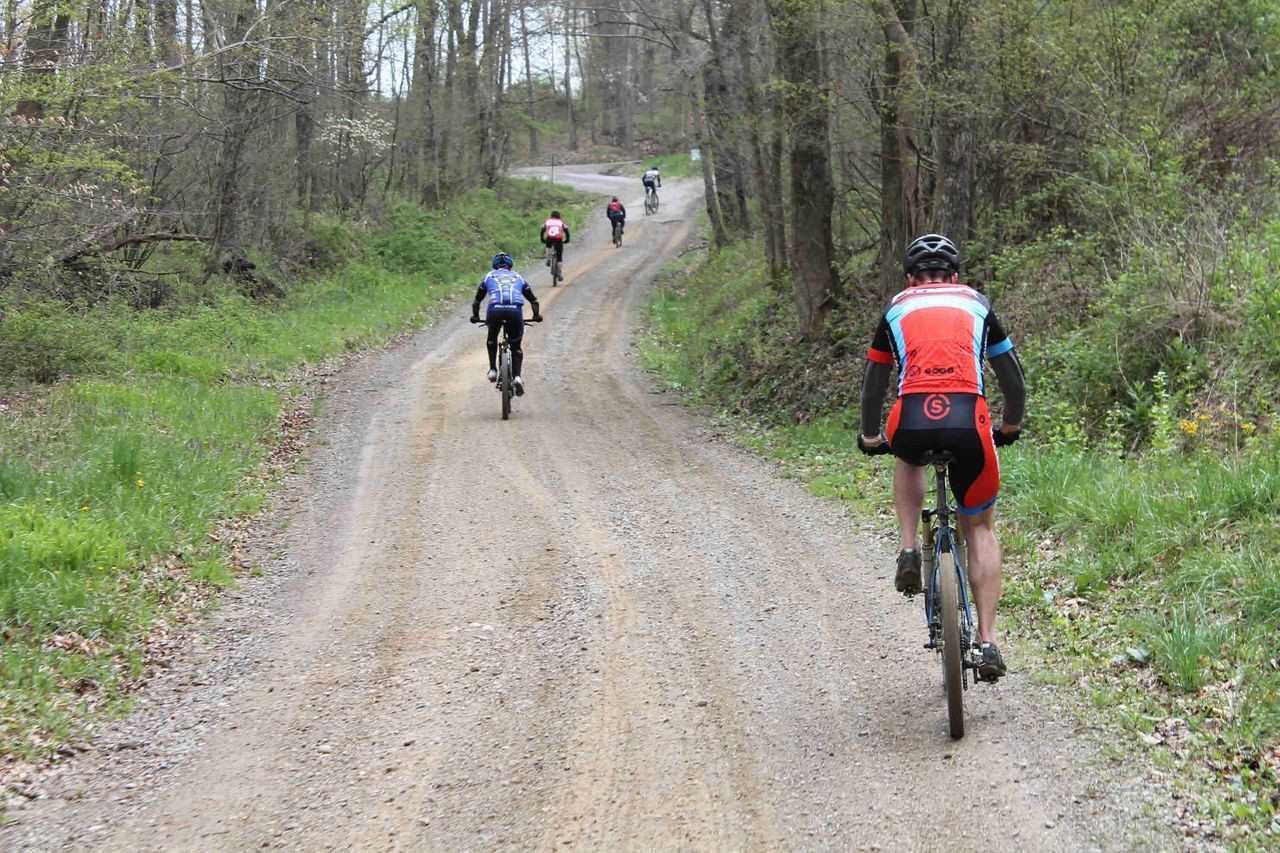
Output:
[471, 316, 542, 420]
[862, 442, 988, 738]
[544, 245, 563, 287]
[918, 449, 990, 739]
[644, 187, 659, 215]
[611, 218, 624, 248]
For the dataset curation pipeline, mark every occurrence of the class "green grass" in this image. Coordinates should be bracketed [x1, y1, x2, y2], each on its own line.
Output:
[645, 152, 702, 179]
[0, 178, 589, 764]
[640, 237, 1280, 844]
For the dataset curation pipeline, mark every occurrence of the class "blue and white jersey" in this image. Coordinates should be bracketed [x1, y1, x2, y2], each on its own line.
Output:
[481, 269, 528, 310]
[643, 168, 660, 183]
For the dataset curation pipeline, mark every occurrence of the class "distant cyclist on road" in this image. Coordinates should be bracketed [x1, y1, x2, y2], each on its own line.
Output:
[857, 233, 1026, 681]
[642, 165, 661, 198]
[471, 252, 542, 396]
[606, 196, 626, 237]
[540, 211, 570, 279]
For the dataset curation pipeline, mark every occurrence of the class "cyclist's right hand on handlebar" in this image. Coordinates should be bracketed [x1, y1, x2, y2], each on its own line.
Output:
[857, 434, 892, 456]
[470, 316, 481, 324]
[531, 314, 543, 323]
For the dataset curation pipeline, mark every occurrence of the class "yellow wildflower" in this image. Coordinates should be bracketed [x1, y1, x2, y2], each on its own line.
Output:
[1179, 419, 1199, 437]
[1241, 422, 1256, 434]
[135, 478, 146, 488]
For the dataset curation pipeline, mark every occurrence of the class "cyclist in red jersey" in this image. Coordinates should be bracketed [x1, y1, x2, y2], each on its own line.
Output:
[858, 233, 1026, 680]
[540, 211, 570, 274]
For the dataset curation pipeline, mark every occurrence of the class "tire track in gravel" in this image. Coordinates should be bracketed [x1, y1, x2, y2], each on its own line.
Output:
[3, 165, 1172, 852]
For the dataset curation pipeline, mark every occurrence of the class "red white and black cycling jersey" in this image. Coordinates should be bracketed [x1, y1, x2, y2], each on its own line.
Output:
[541, 217, 567, 242]
[866, 283, 1014, 396]
[866, 283, 1016, 514]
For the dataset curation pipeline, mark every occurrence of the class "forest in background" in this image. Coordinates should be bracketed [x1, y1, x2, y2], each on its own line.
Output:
[2, 0, 1278, 438]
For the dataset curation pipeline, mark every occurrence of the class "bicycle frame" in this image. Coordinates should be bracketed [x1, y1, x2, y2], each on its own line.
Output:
[474, 315, 540, 420]
[922, 457, 977, 645]
[918, 451, 982, 737]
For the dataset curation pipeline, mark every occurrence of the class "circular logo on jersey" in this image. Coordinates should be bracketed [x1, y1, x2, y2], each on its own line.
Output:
[924, 394, 952, 421]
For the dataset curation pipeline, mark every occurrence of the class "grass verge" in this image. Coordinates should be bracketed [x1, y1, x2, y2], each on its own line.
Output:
[0, 179, 587, 772]
[639, 238, 1280, 846]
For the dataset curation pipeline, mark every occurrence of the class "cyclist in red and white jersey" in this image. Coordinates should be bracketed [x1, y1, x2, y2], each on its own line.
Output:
[858, 233, 1026, 680]
[540, 211, 570, 274]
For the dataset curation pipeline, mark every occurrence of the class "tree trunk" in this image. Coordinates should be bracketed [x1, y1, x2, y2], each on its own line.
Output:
[702, 0, 741, 235]
[410, 0, 441, 204]
[872, 0, 925, 297]
[696, 115, 729, 247]
[933, 0, 975, 255]
[154, 0, 179, 66]
[565, 2, 578, 150]
[14, 0, 71, 119]
[520, 4, 538, 156]
[769, 0, 839, 339]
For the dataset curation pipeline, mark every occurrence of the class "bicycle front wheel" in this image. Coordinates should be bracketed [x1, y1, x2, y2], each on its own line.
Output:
[500, 348, 512, 420]
[937, 548, 965, 738]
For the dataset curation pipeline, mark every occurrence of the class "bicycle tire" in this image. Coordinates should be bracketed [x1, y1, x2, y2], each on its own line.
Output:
[613, 221, 622, 247]
[938, 547, 965, 738]
[550, 257, 560, 287]
[500, 348, 512, 420]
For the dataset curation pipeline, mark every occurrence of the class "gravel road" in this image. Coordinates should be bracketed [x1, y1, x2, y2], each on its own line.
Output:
[3, 166, 1172, 851]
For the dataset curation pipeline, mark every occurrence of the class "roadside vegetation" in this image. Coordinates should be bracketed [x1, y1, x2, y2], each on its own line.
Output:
[0, 180, 585, 772]
[640, 222, 1280, 844]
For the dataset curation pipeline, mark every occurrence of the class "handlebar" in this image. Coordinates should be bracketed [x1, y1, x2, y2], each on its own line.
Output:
[471, 316, 544, 324]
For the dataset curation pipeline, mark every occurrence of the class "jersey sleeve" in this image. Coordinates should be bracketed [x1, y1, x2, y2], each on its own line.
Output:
[866, 317, 895, 365]
[985, 311, 1014, 358]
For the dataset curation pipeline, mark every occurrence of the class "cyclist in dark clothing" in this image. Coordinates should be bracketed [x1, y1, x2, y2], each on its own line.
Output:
[471, 252, 542, 395]
[606, 196, 626, 237]
[858, 233, 1026, 680]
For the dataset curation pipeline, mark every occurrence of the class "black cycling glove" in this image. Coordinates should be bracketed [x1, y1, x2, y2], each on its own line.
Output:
[992, 426, 1021, 447]
[857, 434, 892, 456]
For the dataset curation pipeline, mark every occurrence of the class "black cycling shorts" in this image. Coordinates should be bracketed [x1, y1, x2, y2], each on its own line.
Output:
[886, 393, 999, 514]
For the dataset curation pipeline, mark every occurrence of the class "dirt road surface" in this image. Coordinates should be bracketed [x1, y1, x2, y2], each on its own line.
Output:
[4, 166, 1168, 851]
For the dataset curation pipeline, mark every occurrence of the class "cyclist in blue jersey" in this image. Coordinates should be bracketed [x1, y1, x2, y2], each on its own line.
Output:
[471, 253, 542, 395]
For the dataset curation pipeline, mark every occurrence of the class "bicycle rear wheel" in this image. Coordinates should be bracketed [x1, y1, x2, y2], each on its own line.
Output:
[937, 548, 965, 738]
[500, 347, 512, 420]
[613, 221, 622, 247]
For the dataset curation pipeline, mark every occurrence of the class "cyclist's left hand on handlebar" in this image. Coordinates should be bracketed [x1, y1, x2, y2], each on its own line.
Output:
[857, 434, 892, 456]
[992, 425, 1021, 447]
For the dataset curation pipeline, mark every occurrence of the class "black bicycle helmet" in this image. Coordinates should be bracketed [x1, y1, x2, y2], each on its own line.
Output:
[549, 210, 561, 219]
[491, 252, 514, 269]
[904, 233, 961, 274]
